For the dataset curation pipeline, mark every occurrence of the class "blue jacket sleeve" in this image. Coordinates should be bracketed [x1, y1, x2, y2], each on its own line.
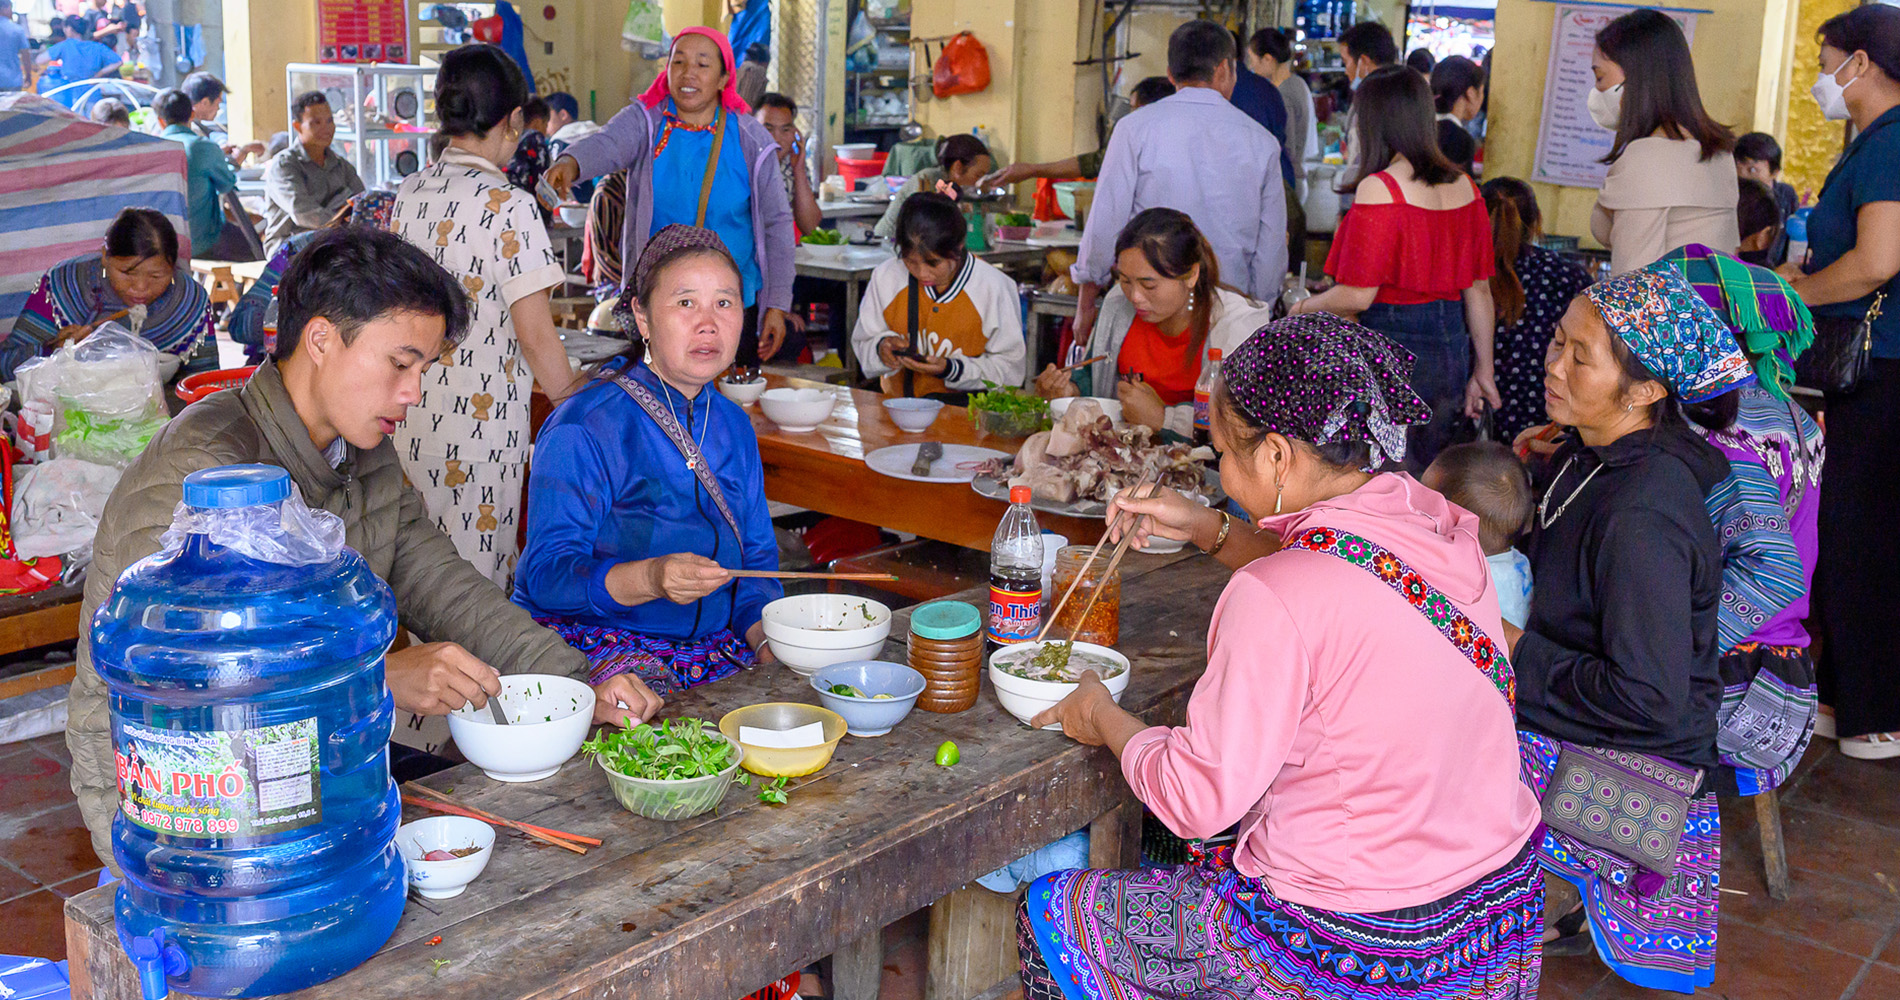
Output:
[730, 422, 783, 633]
[512, 414, 636, 619]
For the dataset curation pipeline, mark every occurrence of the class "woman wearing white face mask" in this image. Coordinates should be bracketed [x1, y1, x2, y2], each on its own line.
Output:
[1586, 10, 1740, 275]
[1779, 4, 1900, 761]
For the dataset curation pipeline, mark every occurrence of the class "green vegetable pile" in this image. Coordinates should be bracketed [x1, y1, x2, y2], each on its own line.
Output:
[995, 212, 1032, 228]
[968, 381, 1051, 436]
[582, 718, 737, 780]
[802, 229, 845, 245]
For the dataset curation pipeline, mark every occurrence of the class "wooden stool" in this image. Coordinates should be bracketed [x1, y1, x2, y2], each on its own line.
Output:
[189, 260, 244, 309]
[1756, 788, 1791, 900]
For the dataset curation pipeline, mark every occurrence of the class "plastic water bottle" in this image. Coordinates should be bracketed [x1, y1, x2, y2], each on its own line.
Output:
[1785, 208, 1811, 269]
[261, 288, 280, 358]
[988, 485, 1043, 646]
[93, 466, 406, 999]
[1281, 264, 1311, 315]
[1193, 348, 1224, 447]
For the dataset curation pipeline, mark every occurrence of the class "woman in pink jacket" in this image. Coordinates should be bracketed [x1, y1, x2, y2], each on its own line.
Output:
[1021, 314, 1545, 1000]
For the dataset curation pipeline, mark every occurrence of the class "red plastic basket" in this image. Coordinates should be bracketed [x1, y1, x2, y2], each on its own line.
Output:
[175, 365, 259, 404]
[836, 152, 888, 189]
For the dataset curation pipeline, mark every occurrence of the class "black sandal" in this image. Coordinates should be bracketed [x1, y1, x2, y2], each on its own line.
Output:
[1543, 906, 1594, 957]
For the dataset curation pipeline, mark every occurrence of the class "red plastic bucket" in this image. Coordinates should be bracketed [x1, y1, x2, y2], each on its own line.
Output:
[836, 152, 888, 189]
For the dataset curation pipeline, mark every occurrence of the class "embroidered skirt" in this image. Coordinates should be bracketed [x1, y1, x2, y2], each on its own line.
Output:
[1716, 642, 1817, 795]
[1018, 841, 1543, 1000]
[1518, 731, 1719, 994]
[534, 619, 755, 697]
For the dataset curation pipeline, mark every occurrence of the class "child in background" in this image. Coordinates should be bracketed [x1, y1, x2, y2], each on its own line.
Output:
[1734, 132, 1799, 265]
[1423, 441, 1534, 628]
[1737, 178, 1782, 267]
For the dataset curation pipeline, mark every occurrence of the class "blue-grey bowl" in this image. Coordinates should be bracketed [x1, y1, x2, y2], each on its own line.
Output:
[810, 661, 927, 737]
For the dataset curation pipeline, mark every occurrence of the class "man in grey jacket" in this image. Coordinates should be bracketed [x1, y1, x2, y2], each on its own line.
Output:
[262, 91, 366, 255]
[67, 228, 662, 870]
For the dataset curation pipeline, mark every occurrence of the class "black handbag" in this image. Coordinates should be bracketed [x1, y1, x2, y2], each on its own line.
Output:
[1795, 292, 1883, 394]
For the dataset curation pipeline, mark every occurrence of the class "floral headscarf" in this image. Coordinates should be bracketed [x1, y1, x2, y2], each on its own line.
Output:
[1218, 313, 1432, 469]
[1584, 260, 1755, 404]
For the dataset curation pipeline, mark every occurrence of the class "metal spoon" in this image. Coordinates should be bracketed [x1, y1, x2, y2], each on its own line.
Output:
[486, 697, 510, 726]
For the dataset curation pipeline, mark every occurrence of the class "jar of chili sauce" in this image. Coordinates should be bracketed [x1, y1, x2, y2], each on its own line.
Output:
[1049, 546, 1120, 647]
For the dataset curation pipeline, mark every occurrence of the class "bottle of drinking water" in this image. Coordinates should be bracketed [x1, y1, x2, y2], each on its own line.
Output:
[1785, 208, 1811, 269]
[261, 288, 280, 358]
[988, 486, 1043, 647]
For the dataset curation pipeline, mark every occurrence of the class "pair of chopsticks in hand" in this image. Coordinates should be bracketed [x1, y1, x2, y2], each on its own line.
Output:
[402, 782, 601, 855]
[1037, 470, 1161, 645]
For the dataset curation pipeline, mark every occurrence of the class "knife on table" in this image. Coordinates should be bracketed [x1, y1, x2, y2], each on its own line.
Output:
[911, 441, 944, 477]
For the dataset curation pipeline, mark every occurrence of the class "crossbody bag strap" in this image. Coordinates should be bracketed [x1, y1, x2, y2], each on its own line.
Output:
[693, 106, 727, 228]
[602, 369, 746, 545]
[1289, 526, 1516, 707]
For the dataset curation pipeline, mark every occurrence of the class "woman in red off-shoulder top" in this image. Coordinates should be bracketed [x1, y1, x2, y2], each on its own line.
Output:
[1292, 65, 1498, 467]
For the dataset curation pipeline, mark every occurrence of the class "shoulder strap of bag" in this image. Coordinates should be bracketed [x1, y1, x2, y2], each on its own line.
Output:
[602, 368, 746, 544]
[903, 272, 920, 398]
[1290, 525, 1515, 707]
[694, 106, 727, 228]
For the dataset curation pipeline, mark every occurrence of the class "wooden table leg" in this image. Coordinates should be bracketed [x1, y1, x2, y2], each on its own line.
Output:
[1088, 793, 1143, 870]
[926, 885, 1022, 1000]
[831, 926, 884, 1000]
[1756, 789, 1791, 901]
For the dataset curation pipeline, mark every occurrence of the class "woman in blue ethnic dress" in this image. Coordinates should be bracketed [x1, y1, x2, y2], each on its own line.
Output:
[1018, 314, 1545, 1000]
[513, 225, 782, 697]
[1507, 261, 1745, 992]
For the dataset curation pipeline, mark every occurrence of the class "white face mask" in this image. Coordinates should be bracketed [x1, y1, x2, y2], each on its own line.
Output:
[1811, 58, 1863, 121]
[1587, 83, 1623, 131]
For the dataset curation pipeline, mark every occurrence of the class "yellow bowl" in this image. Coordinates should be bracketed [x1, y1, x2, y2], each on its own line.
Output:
[718, 703, 848, 778]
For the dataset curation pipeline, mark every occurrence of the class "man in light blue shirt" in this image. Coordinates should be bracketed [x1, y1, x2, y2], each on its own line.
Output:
[155, 87, 238, 259]
[1071, 20, 1286, 336]
[35, 15, 120, 107]
[0, 1, 30, 92]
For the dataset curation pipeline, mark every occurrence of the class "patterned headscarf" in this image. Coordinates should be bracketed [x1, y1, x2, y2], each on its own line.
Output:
[1659, 244, 1814, 402]
[1218, 313, 1432, 469]
[611, 224, 736, 331]
[1584, 260, 1755, 404]
[637, 27, 752, 115]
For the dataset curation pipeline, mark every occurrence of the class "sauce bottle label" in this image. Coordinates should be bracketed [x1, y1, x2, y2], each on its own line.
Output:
[988, 583, 1042, 643]
[115, 716, 323, 841]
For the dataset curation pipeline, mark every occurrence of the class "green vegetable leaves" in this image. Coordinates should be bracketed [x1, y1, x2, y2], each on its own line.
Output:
[968, 381, 1050, 419]
[582, 718, 736, 781]
[758, 776, 791, 805]
[802, 229, 845, 245]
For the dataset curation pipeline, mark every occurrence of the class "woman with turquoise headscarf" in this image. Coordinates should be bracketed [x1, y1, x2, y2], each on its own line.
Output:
[1663, 244, 1823, 799]
[544, 26, 796, 366]
[1506, 261, 1743, 992]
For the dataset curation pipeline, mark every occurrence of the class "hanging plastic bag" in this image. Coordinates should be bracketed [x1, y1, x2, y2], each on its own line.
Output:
[160, 479, 346, 568]
[933, 32, 991, 99]
[43, 324, 170, 469]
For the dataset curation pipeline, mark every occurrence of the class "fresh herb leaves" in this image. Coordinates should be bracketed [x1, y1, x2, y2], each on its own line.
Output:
[581, 718, 737, 781]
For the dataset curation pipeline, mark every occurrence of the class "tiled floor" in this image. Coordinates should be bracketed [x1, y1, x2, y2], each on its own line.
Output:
[4, 731, 1896, 999]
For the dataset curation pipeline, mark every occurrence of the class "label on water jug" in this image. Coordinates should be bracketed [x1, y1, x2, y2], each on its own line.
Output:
[116, 717, 322, 840]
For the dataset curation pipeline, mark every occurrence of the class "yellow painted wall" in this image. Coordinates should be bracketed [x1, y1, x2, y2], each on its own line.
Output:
[1784, 0, 1855, 197]
[909, 0, 1100, 171]
[1486, 0, 1798, 242]
[221, 0, 317, 145]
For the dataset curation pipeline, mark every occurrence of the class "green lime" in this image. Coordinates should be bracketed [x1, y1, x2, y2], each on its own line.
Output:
[934, 741, 960, 767]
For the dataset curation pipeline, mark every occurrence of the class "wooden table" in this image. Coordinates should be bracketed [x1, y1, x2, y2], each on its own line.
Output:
[819, 199, 888, 220]
[0, 582, 84, 697]
[66, 552, 1226, 1000]
[751, 374, 1105, 550]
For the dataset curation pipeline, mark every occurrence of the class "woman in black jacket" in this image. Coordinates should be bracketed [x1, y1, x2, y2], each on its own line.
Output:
[1507, 261, 1743, 993]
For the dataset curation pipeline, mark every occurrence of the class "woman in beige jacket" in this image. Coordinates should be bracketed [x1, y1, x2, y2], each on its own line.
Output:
[1587, 9, 1739, 274]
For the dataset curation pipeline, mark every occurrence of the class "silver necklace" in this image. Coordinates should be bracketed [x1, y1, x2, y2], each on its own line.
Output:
[1537, 455, 1603, 529]
[662, 380, 710, 471]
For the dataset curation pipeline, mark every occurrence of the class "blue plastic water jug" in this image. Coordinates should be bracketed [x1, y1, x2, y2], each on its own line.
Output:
[92, 466, 405, 998]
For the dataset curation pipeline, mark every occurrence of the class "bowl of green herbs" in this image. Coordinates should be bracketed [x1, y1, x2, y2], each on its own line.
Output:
[969, 381, 1051, 438]
[585, 718, 746, 821]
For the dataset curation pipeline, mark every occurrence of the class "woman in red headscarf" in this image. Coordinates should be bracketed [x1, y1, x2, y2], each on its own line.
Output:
[547, 27, 797, 365]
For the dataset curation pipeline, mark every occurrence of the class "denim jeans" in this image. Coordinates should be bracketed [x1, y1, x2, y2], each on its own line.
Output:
[1359, 299, 1470, 469]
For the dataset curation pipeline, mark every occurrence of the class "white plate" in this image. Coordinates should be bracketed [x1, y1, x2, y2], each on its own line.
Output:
[1138, 535, 1189, 554]
[864, 443, 1011, 484]
[971, 467, 1225, 520]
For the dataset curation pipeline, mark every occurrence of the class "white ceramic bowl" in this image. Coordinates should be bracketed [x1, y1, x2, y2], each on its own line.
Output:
[396, 815, 495, 899]
[762, 594, 894, 677]
[988, 641, 1131, 730]
[447, 674, 594, 782]
[1050, 396, 1124, 425]
[882, 397, 943, 432]
[801, 242, 848, 260]
[557, 203, 588, 227]
[834, 142, 877, 160]
[759, 387, 836, 433]
[717, 377, 768, 405]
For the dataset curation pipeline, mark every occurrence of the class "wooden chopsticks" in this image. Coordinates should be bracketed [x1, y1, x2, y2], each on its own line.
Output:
[725, 570, 899, 581]
[403, 783, 600, 854]
[1036, 470, 1158, 643]
[1058, 354, 1109, 373]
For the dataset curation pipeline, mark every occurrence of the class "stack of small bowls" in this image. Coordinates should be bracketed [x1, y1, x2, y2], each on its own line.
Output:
[907, 600, 986, 713]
